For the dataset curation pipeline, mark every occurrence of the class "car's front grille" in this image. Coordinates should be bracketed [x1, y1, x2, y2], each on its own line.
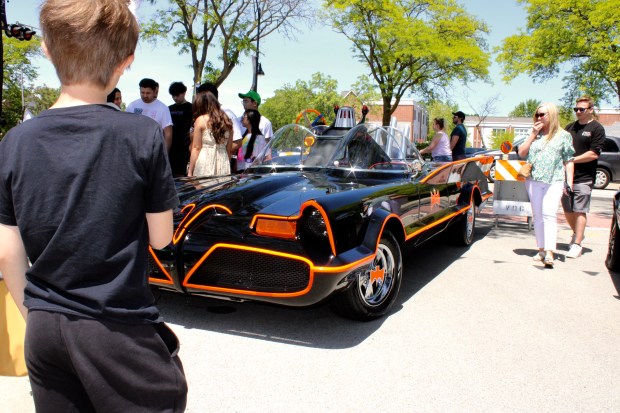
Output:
[187, 248, 310, 293]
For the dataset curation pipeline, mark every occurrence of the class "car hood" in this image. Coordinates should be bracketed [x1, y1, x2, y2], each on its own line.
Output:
[173, 170, 396, 229]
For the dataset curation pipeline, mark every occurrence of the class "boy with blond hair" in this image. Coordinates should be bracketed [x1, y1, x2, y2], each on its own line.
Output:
[0, 0, 187, 411]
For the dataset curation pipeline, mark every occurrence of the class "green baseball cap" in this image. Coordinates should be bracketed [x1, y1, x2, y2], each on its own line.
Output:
[238, 90, 261, 106]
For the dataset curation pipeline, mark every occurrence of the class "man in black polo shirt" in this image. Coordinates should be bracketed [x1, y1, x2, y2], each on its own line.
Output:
[561, 96, 606, 258]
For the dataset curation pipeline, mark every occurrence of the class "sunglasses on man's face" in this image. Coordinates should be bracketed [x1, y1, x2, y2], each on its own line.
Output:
[573, 107, 591, 113]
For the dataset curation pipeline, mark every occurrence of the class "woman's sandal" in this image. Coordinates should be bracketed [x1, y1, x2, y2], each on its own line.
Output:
[533, 252, 545, 262]
[543, 254, 554, 268]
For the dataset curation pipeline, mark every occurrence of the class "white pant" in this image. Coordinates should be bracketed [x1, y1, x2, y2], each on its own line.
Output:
[525, 180, 564, 251]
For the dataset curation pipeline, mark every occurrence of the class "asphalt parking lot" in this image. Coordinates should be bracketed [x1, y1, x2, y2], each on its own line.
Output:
[2, 184, 619, 412]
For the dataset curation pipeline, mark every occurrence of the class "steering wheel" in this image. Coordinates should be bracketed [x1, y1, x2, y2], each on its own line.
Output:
[295, 109, 326, 128]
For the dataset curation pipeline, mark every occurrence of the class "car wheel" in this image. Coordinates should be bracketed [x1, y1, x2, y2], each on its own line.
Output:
[331, 232, 402, 321]
[605, 213, 620, 271]
[488, 163, 496, 183]
[594, 168, 610, 189]
[452, 197, 476, 246]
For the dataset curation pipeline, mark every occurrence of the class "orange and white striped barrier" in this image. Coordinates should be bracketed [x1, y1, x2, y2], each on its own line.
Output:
[494, 160, 527, 181]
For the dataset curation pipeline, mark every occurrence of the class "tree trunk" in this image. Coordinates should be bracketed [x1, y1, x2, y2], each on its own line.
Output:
[381, 96, 392, 127]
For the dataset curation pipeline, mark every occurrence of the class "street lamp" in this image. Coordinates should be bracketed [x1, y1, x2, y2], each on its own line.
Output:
[250, 1, 265, 92]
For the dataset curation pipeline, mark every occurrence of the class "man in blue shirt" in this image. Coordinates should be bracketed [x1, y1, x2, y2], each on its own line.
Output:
[450, 110, 468, 160]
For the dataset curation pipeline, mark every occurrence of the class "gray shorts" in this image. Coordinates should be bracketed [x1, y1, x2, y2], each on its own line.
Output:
[561, 181, 593, 213]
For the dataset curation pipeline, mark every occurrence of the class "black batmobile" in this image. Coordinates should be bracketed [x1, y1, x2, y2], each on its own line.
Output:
[148, 122, 494, 320]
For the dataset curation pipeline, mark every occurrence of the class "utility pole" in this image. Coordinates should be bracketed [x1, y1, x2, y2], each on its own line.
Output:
[250, 0, 264, 92]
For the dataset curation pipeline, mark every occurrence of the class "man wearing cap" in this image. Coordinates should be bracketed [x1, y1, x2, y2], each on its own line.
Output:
[450, 110, 467, 161]
[238, 90, 273, 142]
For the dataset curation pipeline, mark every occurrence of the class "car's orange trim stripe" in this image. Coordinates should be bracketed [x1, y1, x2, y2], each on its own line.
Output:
[183, 242, 375, 297]
[173, 204, 232, 244]
[420, 157, 493, 183]
[148, 246, 174, 285]
[250, 200, 337, 256]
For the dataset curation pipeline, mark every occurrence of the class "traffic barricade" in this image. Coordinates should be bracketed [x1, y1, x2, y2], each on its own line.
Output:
[493, 156, 532, 230]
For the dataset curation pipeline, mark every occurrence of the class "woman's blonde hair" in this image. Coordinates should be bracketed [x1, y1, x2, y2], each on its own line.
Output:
[40, 0, 139, 89]
[533, 102, 561, 141]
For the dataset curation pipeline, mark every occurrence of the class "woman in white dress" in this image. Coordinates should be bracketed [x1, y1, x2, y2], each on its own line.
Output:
[188, 92, 233, 177]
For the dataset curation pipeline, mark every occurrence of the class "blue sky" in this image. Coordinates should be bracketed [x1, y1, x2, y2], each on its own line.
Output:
[7, 0, 568, 117]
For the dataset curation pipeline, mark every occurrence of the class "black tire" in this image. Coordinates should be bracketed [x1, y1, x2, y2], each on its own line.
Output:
[605, 213, 620, 271]
[452, 197, 476, 246]
[330, 232, 402, 321]
[594, 168, 610, 189]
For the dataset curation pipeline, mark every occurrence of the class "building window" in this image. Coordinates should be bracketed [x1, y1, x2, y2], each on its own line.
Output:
[514, 128, 529, 138]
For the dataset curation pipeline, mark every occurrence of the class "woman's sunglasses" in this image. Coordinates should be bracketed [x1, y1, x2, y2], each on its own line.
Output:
[534, 112, 547, 118]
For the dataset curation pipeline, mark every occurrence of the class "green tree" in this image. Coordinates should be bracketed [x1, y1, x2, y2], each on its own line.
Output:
[27, 85, 61, 115]
[508, 99, 541, 118]
[322, 0, 490, 126]
[141, 0, 314, 88]
[558, 104, 575, 129]
[488, 129, 515, 150]
[259, 72, 340, 130]
[1, 35, 42, 135]
[497, 1, 620, 105]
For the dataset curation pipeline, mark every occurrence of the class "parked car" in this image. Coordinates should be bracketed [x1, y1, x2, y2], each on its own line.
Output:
[465, 147, 488, 158]
[605, 190, 620, 271]
[148, 122, 493, 321]
[594, 135, 620, 189]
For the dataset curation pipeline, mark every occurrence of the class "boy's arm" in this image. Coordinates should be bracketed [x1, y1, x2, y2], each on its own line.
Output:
[0, 224, 29, 319]
[146, 210, 174, 250]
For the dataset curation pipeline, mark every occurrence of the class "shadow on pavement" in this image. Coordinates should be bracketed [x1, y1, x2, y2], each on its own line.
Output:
[608, 270, 620, 300]
[155, 223, 494, 350]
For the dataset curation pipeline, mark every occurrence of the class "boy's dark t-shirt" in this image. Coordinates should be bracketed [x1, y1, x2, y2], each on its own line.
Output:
[0, 104, 179, 324]
[565, 120, 606, 184]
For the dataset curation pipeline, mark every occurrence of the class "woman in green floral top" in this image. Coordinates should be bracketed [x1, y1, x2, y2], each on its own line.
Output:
[517, 102, 575, 268]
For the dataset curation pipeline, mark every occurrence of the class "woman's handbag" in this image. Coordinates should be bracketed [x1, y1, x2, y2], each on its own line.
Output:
[0, 279, 28, 377]
[518, 162, 532, 179]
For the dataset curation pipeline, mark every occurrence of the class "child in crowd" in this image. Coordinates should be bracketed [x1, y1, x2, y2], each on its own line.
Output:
[0, 0, 187, 411]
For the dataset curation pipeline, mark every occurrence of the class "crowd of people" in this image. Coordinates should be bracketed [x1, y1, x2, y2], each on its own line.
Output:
[518, 97, 605, 267]
[114, 77, 273, 178]
[420, 99, 605, 268]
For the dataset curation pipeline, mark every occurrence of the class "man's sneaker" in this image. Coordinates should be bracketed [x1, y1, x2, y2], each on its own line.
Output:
[568, 233, 584, 249]
[566, 243, 583, 259]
